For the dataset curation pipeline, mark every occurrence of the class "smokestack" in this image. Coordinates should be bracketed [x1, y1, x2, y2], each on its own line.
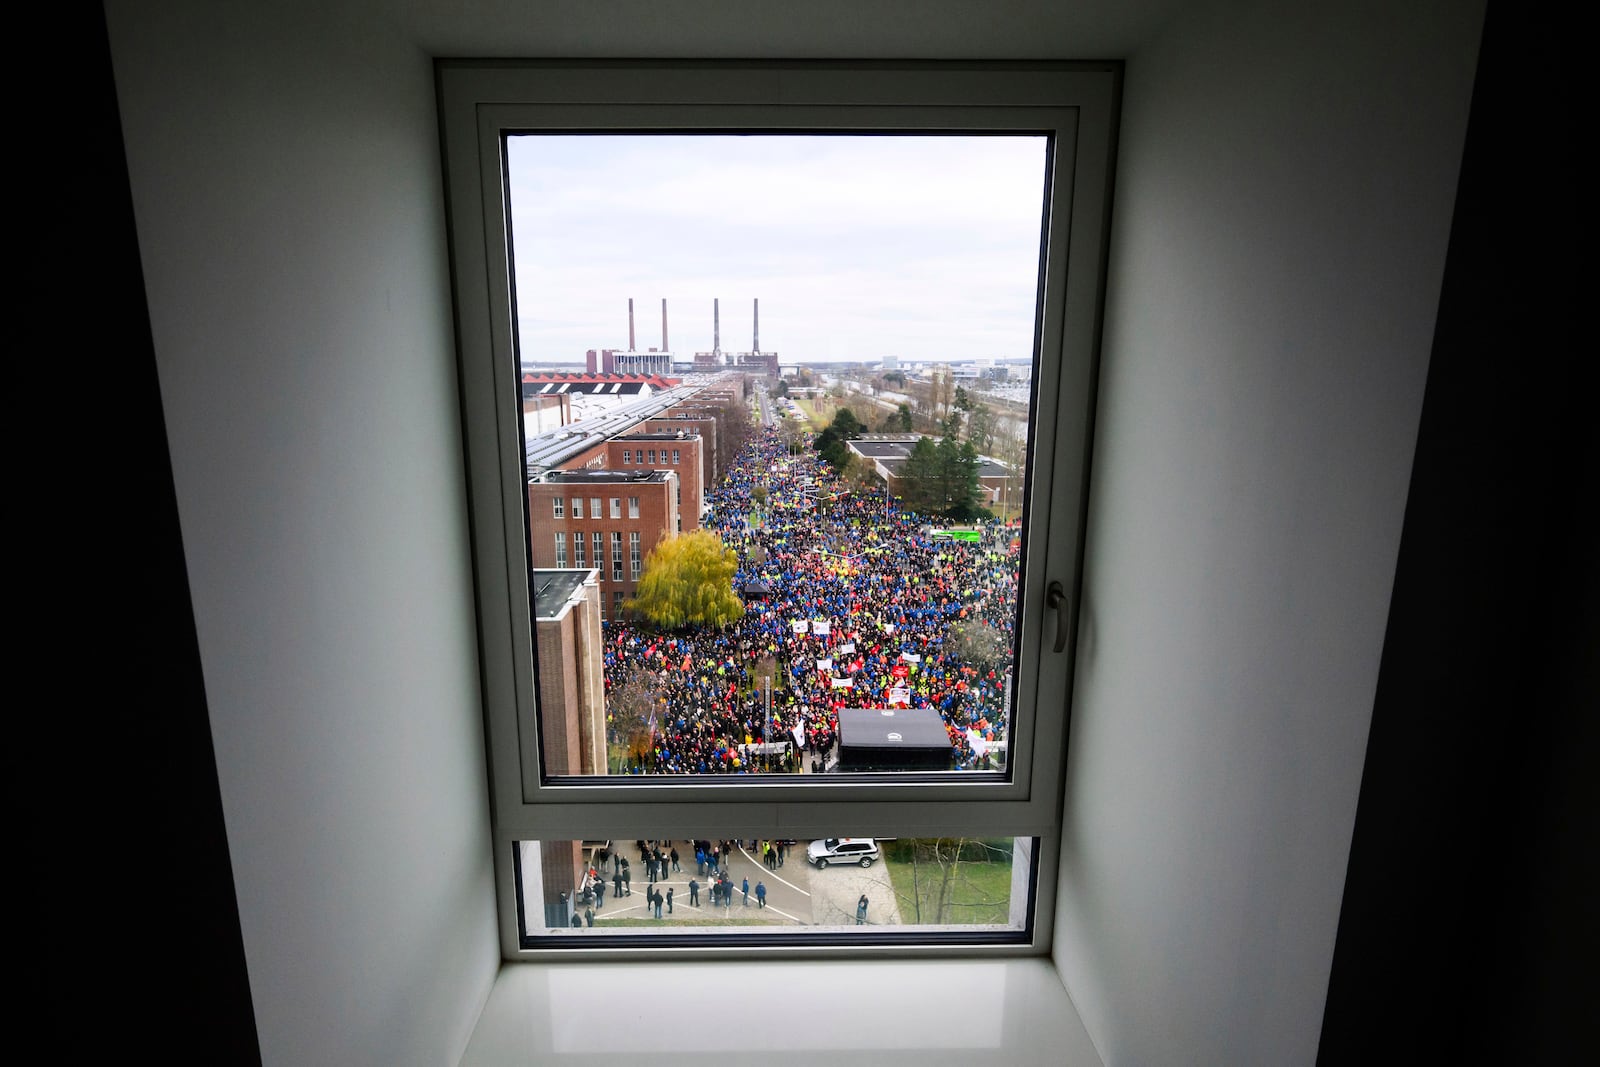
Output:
[713, 298, 720, 355]
[628, 298, 636, 351]
[753, 298, 760, 353]
[661, 298, 669, 352]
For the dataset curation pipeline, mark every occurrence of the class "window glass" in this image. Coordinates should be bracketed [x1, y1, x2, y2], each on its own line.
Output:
[573, 497, 583, 519]
[510, 134, 1043, 779]
[518, 836, 1032, 941]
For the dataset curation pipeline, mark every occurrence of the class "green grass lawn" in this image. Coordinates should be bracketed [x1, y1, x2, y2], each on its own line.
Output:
[883, 840, 1014, 925]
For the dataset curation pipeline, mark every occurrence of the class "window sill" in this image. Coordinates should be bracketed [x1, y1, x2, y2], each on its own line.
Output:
[459, 957, 1102, 1065]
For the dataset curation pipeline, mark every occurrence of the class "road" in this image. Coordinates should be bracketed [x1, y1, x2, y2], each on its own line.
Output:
[582, 839, 904, 928]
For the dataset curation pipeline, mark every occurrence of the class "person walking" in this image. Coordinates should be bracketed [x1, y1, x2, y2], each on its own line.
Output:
[688, 878, 700, 907]
[742, 876, 750, 907]
[856, 894, 869, 925]
[670, 846, 681, 873]
[755, 881, 767, 909]
[666, 887, 674, 915]
[622, 863, 632, 897]
[584, 906, 595, 928]
[696, 847, 706, 876]
[777, 841, 786, 868]
[594, 879, 605, 910]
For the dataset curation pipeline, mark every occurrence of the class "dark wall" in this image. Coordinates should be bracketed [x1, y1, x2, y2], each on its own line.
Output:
[1319, 3, 1592, 1062]
[38, 5, 262, 1060]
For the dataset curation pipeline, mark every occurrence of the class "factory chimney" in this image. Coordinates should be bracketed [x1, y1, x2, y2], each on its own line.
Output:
[661, 298, 669, 352]
[628, 298, 636, 352]
[753, 297, 760, 353]
[713, 298, 720, 356]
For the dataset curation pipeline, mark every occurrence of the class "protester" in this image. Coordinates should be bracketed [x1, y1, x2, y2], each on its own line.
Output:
[601, 425, 1019, 777]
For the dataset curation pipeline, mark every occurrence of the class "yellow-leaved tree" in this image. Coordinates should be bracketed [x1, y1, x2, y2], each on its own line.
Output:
[628, 530, 746, 630]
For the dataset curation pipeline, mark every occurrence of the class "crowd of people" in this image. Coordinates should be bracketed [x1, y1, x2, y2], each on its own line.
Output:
[602, 418, 1020, 775]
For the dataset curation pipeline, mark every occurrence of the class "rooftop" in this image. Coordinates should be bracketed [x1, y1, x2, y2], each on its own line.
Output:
[531, 568, 594, 621]
[538, 468, 674, 485]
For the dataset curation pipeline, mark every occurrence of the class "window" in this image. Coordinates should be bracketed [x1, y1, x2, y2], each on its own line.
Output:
[440, 61, 1116, 956]
[573, 529, 585, 567]
[629, 531, 642, 579]
[627, 496, 640, 519]
[554, 530, 567, 567]
[648, 449, 657, 464]
[572, 497, 583, 519]
[552, 497, 563, 519]
[673, 449, 680, 465]
[623, 449, 632, 464]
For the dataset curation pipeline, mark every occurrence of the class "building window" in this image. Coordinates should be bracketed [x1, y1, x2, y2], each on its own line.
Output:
[623, 449, 632, 464]
[439, 61, 1116, 955]
[554, 530, 566, 566]
[629, 531, 641, 578]
[648, 449, 657, 464]
[592, 532, 603, 575]
[572, 497, 583, 519]
[552, 496, 563, 519]
[612, 591, 625, 618]
[573, 529, 585, 567]
[628, 496, 640, 519]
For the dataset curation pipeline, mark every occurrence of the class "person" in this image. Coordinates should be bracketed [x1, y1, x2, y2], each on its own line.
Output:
[622, 863, 631, 897]
[856, 894, 869, 925]
[594, 879, 605, 909]
[570, 912, 582, 929]
[755, 881, 767, 909]
[653, 889, 664, 919]
[695, 847, 706, 875]
[777, 841, 787, 868]
[666, 887, 674, 914]
[688, 878, 700, 907]
[613, 868, 623, 900]
[670, 846, 681, 873]
[742, 876, 750, 907]
[584, 906, 595, 927]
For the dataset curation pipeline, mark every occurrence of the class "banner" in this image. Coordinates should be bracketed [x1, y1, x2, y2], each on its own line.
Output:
[838, 642, 856, 654]
[899, 652, 922, 664]
[791, 724, 806, 749]
[830, 676, 854, 689]
[792, 620, 809, 634]
[890, 663, 910, 679]
[888, 687, 911, 706]
[816, 658, 833, 672]
[813, 620, 831, 635]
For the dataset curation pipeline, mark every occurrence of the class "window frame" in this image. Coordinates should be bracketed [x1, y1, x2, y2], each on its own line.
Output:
[437, 60, 1118, 959]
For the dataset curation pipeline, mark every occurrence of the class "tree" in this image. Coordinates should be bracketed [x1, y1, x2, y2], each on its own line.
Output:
[608, 666, 665, 768]
[813, 406, 864, 474]
[947, 620, 1009, 671]
[628, 530, 746, 630]
[896, 403, 913, 432]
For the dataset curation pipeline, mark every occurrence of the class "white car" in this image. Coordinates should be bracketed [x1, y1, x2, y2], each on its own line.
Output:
[806, 838, 879, 869]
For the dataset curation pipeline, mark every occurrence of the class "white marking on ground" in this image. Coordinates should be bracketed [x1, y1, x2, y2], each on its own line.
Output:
[739, 846, 811, 896]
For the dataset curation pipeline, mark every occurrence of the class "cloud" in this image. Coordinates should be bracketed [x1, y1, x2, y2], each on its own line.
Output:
[506, 134, 1049, 362]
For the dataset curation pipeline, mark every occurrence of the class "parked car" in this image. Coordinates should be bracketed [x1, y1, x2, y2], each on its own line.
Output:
[806, 837, 879, 869]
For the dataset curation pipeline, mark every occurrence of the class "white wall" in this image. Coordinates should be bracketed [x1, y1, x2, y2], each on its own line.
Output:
[1053, 1, 1484, 1063]
[104, 3, 499, 1064]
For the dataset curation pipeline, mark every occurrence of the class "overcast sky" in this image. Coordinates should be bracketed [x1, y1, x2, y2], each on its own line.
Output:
[506, 134, 1048, 364]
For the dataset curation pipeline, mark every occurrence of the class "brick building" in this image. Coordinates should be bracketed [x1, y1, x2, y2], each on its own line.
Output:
[643, 413, 719, 489]
[527, 469, 680, 620]
[609, 431, 704, 529]
[529, 568, 606, 923]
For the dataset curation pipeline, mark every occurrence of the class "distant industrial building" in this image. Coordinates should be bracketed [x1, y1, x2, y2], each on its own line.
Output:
[694, 297, 778, 376]
[846, 434, 1016, 508]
